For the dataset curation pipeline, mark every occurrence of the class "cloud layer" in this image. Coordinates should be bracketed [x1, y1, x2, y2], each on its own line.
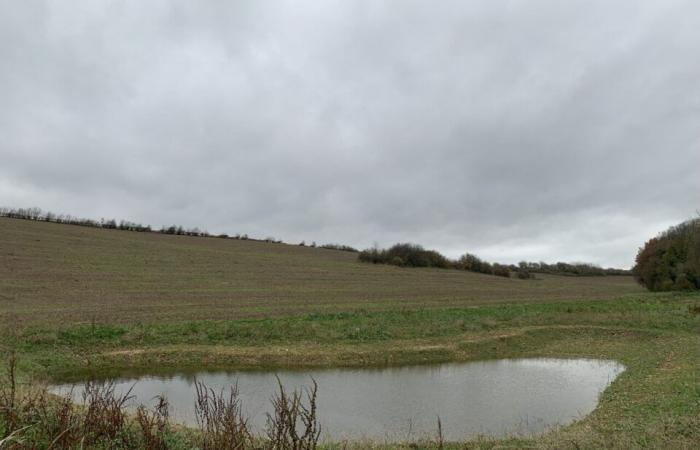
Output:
[2, 0, 699, 268]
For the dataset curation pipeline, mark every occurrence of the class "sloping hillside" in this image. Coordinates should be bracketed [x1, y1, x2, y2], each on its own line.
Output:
[0, 217, 642, 326]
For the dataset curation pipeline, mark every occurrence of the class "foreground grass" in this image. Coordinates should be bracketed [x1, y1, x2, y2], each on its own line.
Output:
[2, 293, 699, 448]
[2, 293, 697, 378]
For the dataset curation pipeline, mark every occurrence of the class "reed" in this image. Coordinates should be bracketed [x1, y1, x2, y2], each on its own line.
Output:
[266, 377, 320, 450]
[136, 396, 170, 450]
[1, 355, 323, 450]
[194, 380, 251, 449]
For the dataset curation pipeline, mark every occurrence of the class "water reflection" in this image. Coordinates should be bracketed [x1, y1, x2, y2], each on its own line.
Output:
[51, 358, 624, 441]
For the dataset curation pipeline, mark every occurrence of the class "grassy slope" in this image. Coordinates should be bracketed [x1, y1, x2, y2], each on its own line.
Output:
[1, 217, 699, 449]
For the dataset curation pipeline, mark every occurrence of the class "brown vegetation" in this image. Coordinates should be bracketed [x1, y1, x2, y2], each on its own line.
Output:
[194, 381, 251, 449]
[0, 355, 321, 450]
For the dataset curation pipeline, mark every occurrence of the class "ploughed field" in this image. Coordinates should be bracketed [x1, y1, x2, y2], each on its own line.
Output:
[0, 217, 642, 326]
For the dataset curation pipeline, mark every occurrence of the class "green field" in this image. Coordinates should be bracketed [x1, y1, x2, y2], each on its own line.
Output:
[1, 217, 699, 449]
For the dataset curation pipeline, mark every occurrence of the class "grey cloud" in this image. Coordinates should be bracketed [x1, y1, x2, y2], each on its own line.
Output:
[1, 0, 699, 268]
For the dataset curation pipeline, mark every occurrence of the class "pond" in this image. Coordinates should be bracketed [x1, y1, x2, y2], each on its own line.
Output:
[51, 358, 624, 441]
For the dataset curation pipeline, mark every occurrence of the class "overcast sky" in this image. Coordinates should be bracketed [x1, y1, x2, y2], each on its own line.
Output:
[1, 1, 699, 268]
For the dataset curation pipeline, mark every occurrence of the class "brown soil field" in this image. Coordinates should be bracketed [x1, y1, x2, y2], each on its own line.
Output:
[0, 217, 643, 326]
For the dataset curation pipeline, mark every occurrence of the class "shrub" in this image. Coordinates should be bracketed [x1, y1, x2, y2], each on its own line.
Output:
[358, 248, 383, 264]
[359, 243, 451, 269]
[674, 276, 694, 291]
[492, 265, 511, 278]
[391, 256, 404, 266]
[194, 381, 251, 449]
[456, 253, 493, 274]
[1, 353, 322, 450]
[633, 217, 700, 291]
[136, 396, 170, 450]
[516, 270, 534, 280]
[266, 378, 320, 450]
[319, 243, 358, 252]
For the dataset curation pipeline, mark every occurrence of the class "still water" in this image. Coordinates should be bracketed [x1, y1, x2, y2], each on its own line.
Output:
[51, 358, 624, 441]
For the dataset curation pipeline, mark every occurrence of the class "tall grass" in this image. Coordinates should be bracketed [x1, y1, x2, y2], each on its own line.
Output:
[0, 355, 324, 450]
[136, 396, 170, 450]
[194, 381, 251, 449]
[266, 377, 320, 450]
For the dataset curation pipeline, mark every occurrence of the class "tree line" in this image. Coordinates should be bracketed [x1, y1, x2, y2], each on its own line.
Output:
[515, 261, 630, 276]
[0, 207, 153, 232]
[0, 206, 358, 252]
[358, 243, 630, 278]
[0, 206, 639, 278]
[633, 216, 700, 291]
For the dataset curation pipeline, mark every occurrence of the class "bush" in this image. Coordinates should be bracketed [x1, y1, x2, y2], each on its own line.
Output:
[516, 270, 534, 280]
[456, 253, 493, 274]
[319, 243, 358, 252]
[492, 264, 511, 278]
[674, 275, 694, 291]
[633, 217, 700, 291]
[390, 256, 404, 266]
[358, 248, 383, 264]
[358, 244, 508, 277]
[0, 353, 321, 450]
[359, 243, 451, 269]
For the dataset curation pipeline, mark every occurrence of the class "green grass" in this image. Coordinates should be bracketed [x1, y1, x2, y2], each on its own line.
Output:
[1, 217, 699, 448]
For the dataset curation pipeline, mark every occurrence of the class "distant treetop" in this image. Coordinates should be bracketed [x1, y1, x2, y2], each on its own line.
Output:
[633, 217, 700, 291]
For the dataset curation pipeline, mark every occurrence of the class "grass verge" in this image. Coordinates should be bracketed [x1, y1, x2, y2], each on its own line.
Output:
[1, 293, 699, 448]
